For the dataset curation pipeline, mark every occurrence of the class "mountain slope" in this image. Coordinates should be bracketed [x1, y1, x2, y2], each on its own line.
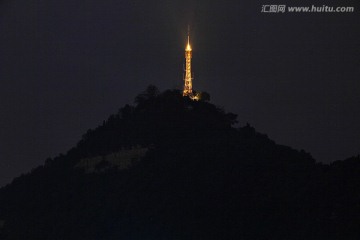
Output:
[0, 86, 359, 240]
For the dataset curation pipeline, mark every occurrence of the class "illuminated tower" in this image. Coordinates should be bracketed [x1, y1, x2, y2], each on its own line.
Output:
[183, 33, 193, 97]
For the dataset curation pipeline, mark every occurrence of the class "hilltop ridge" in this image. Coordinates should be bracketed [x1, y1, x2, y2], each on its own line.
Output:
[0, 86, 359, 240]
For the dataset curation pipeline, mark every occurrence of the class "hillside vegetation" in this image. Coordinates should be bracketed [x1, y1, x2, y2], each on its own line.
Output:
[0, 86, 359, 240]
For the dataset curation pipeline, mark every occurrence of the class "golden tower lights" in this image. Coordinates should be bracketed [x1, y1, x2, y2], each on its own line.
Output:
[183, 34, 193, 97]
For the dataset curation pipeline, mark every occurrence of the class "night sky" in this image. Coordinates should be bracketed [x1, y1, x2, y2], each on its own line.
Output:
[0, 0, 359, 186]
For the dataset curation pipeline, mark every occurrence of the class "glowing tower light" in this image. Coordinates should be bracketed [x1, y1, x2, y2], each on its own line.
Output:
[183, 32, 193, 97]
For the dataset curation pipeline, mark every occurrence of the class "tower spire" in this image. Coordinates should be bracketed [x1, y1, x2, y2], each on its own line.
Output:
[187, 25, 190, 45]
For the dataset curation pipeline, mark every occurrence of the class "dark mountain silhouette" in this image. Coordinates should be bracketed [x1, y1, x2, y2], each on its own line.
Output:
[0, 86, 359, 240]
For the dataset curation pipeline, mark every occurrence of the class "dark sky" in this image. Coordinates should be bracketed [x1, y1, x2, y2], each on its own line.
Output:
[0, 0, 359, 186]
